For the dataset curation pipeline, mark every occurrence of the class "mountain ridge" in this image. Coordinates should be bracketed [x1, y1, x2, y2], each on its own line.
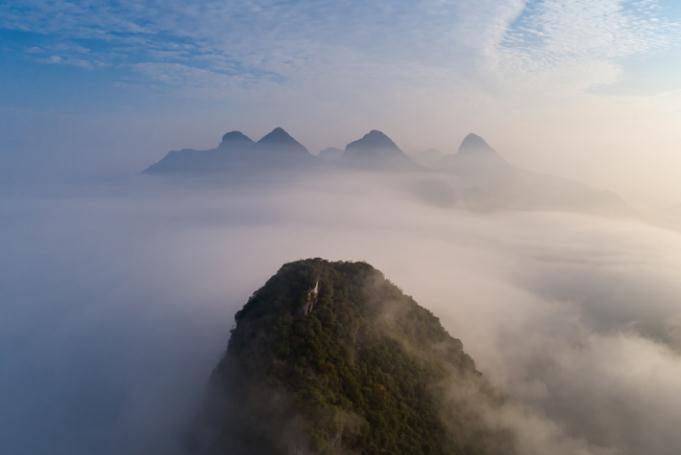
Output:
[143, 127, 630, 216]
[144, 127, 313, 174]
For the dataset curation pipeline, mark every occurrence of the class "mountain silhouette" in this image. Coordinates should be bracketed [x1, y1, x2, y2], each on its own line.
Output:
[143, 127, 629, 215]
[257, 127, 310, 156]
[439, 133, 509, 174]
[431, 133, 627, 214]
[341, 130, 421, 171]
[190, 259, 514, 455]
[144, 128, 313, 174]
[218, 131, 255, 150]
[144, 130, 255, 174]
[458, 133, 497, 156]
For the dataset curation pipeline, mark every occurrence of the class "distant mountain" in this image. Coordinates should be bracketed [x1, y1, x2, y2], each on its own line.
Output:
[440, 134, 510, 175]
[190, 259, 513, 455]
[256, 127, 310, 157]
[341, 130, 421, 171]
[143, 131, 253, 174]
[142, 127, 629, 216]
[144, 128, 313, 174]
[458, 133, 499, 157]
[431, 133, 628, 214]
[144, 128, 422, 175]
[218, 131, 255, 151]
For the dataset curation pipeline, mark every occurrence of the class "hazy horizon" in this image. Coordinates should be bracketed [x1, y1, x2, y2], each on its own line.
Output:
[2, 1, 681, 203]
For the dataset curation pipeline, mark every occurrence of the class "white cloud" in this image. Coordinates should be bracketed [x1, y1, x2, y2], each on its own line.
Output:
[4, 174, 681, 453]
[494, 0, 677, 91]
[1, 0, 676, 98]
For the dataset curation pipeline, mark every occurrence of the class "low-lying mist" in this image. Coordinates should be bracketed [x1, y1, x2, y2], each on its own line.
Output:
[2, 170, 681, 454]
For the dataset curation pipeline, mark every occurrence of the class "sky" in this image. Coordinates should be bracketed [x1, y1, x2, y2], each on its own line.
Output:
[1, 0, 681, 201]
[4, 3, 681, 454]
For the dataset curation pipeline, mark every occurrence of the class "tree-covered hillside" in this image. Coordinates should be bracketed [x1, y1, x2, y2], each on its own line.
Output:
[190, 259, 514, 454]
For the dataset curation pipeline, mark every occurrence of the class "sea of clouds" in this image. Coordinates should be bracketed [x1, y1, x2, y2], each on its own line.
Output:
[2, 171, 681, 454]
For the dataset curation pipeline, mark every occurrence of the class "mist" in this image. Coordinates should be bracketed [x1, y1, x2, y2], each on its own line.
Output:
[3, 169, 681, 454]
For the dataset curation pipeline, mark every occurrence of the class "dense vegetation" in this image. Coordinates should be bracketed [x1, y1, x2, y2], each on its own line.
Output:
[191, 259, 514, 454]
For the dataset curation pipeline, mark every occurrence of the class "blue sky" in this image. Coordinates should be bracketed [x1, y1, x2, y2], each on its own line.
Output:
[1, 0, 681, 198]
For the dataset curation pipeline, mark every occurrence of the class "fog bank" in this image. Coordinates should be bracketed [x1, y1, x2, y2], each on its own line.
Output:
[2, 172, 681, 454]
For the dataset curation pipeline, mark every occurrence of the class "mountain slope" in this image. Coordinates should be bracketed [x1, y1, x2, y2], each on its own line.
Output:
[190, 259, 514, 455]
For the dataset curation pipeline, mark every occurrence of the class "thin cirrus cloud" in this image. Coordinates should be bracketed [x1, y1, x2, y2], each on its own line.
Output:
[1, 0, 677, 95]
[494, 0, 678, 90]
